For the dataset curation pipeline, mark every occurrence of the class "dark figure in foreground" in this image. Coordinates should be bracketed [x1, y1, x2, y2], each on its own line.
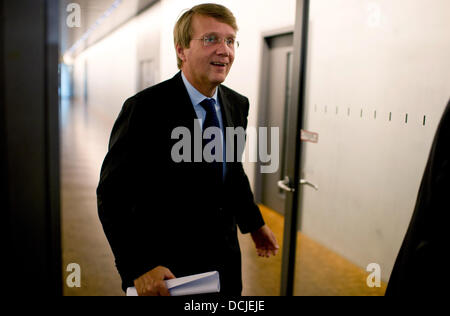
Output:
[387, 98, 450, 295]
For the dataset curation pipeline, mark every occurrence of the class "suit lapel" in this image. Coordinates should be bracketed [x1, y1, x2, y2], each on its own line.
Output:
[170, 71, 199, 125]
[218, 85, 240, 185]
[218, 85, 235, 129]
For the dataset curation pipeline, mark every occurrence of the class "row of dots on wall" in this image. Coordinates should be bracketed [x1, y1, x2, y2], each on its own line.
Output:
[313, 105, 427, 126]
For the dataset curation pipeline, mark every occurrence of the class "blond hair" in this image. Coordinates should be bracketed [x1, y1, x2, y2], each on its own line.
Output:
[173, 3, 238, 69]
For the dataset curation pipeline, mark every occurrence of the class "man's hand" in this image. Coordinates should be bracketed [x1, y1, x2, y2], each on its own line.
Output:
[251, 225, 280, 258]
[134, 266, 176, 296]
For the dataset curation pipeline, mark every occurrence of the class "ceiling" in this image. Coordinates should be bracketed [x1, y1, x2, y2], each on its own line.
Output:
[60, 0, 159, 57]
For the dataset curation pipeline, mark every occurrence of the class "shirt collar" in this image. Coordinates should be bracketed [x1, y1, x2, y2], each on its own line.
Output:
[181, 71, 218, 106]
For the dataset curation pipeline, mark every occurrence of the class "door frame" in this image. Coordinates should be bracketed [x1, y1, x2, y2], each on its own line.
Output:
[2, 0, 62, 295]
[279, 0, 310, 296]
[254, 26, 294, 205]
[253, 0, 311, 296]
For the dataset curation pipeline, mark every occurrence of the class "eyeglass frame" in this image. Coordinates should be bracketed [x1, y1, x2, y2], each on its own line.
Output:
[191, 34, 240, 49]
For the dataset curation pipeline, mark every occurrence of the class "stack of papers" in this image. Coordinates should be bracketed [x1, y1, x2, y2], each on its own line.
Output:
[127, 271, 220, 296]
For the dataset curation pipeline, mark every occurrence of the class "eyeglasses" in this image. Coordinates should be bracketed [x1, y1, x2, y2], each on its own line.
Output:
[192, 34, 239, 49]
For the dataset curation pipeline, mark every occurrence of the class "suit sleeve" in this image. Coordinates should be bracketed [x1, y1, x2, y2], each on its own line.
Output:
[96, 97, 160, 291]
[234, 164, 266, 234]
[233, 97, 266, 234]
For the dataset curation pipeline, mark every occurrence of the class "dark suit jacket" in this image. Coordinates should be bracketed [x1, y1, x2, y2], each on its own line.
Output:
[96, 71, 265, 295]
[386, 99, 450, 295]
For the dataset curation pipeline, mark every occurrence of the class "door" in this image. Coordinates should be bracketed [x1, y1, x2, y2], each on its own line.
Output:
[282, 0, 450, 296]
[260, 33, 294, 215]
[139, 59, 157, 90]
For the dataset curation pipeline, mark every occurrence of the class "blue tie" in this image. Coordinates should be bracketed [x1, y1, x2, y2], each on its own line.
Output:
[200, 98, 223, 182]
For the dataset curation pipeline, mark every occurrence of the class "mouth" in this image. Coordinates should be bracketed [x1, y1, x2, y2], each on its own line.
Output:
[210, 62, 228, 68]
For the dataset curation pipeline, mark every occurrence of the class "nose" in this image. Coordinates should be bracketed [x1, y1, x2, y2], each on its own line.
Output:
[215, 40, 231, 56]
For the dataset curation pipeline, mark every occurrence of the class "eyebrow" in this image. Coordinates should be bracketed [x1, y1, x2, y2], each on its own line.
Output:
[202, 32, 236, 39]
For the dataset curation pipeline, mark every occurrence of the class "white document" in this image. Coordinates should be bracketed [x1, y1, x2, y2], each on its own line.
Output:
[126, 271, 220, 296]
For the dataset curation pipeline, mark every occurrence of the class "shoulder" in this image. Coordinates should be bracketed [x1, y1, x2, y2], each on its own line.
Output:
[219, 84, 250, 122]
[121, 73, 182, 116]
[133, 74, 180, 105]
[219, 84, 250, 117]
[219, 84, 249, 105]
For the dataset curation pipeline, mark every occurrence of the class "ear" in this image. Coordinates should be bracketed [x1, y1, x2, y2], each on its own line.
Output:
[176, 44, 187, 63]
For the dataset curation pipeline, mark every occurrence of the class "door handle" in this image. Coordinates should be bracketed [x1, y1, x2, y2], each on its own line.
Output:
[278, 177, 319, 192]
[277, 176, 295, 192]
[300, 179, 319, 191]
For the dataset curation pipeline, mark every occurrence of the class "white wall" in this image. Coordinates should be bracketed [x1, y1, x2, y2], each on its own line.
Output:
[73, 1, 163, 128]
[73, 19, 138, 127]
[300, 0, 450, 281]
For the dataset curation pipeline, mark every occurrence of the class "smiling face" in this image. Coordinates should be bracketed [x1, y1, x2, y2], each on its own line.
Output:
[176, 14, 236, 97]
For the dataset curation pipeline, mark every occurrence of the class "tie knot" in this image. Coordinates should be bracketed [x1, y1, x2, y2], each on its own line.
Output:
[200, 98, 216, 113]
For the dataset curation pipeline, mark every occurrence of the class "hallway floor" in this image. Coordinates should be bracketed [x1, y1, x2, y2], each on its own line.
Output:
[240, 205, 386, 296]
[61, 99, 386, 296]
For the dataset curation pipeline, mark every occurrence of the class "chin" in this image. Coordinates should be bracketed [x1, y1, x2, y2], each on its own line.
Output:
[210, 73, 227, 85]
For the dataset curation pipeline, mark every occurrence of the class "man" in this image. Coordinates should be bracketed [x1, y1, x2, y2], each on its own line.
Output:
[386, 99, 450, 295]
[97, 3, 279, 296]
